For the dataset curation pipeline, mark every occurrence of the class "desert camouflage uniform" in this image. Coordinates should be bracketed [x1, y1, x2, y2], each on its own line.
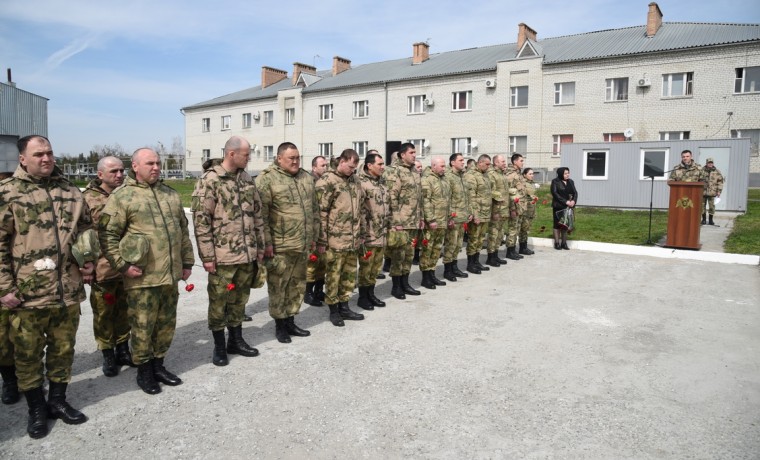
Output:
[443, 166, 471, 263]
[383, 161, 422, 276]
[192, 159, 266, 331]
[485, 166, 508, 253]
[306, 171, 326, 283]
[0, 165, 92, 391]
[505, 163, 528, 247]
[99, 172, 194, 365]
[420, 167, 451, 271]
[669, 161, 705, 183]
[358, 169, 390, 287]
[0, 309, 12, 367]
[256, 163, 320, 319]
[702, 165, 724, 216]
[520, 178, 538, 243]
[463, 167, 491, 256]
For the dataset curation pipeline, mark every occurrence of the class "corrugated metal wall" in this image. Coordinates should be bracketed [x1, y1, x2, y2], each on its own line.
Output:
[0, 82, 48, 172]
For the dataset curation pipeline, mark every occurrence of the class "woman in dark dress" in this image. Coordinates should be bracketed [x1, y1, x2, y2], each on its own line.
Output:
[550, 167, 577, 250]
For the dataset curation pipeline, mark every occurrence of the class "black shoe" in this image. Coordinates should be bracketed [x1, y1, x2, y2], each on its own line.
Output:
[226, 325, 260, 357]
[0, 365, 20, 405]
[496, 251, 508, 264]
[561, 242, 570, 250]
[701, 213, 707, 225]
[328, 304, 345, 327]
[357, 286, 375, 310]
[430, 270, 446, 286]
[46, 381, 87, 425]
[211, 330, 228, 366]
[466, 254, 482, 274]
[114, 341, 135, 367]
[506, 247, 521, 260]
[519, 242, 534, 255]
[338, 301, 365, 321]
[555, 241, 562, 250]
[401, 274, 421, 295]
[376, 273, 386, 280]
[452, 262, 468, 278]
[304, 282, 322, 306]
[391, 276, 406, 299]
[243, 314, 253, 321]
[285, 316, 310, 337]
[421, 271, 436, 290]
[367, 285, 386, 307]
[101, 349, 118, 377]
[313, 280, 326, 302]
[136, 362, 161, 395]
[274, 318, 292, 343]
[443, 263, 457, 282]
[23, 386, 48, 438]
[474, 254, 489, 271]
[708, 216, 718, 226]
[152, 358, 182, 386]
[486, 252, 501, 267]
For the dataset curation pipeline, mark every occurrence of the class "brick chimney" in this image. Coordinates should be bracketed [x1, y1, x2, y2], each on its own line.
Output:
[413, 42, 429, 65]
[517, 23, 538, 51]
[292, 62, 317, 86]
[646, 2, 663, 37]
[332, 56, 351, 76]
[261, 66, 287, 89]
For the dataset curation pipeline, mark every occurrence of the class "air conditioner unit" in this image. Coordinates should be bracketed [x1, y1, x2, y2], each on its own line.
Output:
[485, 79, 497, 88]
[423, 98, 434, 107]
[252, 112, 261, 120]
[637, 77, 651, 87]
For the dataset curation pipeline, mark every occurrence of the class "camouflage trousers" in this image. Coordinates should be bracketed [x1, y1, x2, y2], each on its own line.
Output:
[324, 249, 358, 304]
[358, 246, 385, 287]
[264, 251, 307, 320]
[126, 285, 179, 366]
[9, 303, 80, 392]
[506, 213, 523, 247]
[388, 229, 417, 276]
[487, 219, 506, 252]
[420, 228, 445, 271]
[207, 263, 254, 331]
[466, 221, 489, 256]
[0, 309, 14, 367]
[305, 255, 326, 282]
[519, 214, 535, 243]
[443, 224, 465, 263]
[90, 279, 130, 350]
[703, 196, 716, 215]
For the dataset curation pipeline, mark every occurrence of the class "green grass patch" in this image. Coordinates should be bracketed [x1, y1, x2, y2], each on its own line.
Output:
[724, 188, 760, 255]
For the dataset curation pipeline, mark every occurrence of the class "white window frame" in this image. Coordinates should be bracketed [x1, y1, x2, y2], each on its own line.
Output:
[408, 95, 426, 114]
[202, 149, 211, 162]
[263, 146, 274, 162]
[319, 104, 334, 121]
[662, 72, 693, 97]
[639, 148, 670, 181]
[242, 113, 252, 129]
[221, 115, 231, 131]
[285, 108, 295, 125]
[552, 134, 573, 157]
[451, 138, 471, 156]
[659, 131, 690, 140]
[263, 111, 274, 127]
[353, 141, 368, 159]
[201, 118, 210, 133]
[408, 139, 426, 158]
[510, 86, 529, 107]
[734, 66, 760, 94]
[583, 150, 609, 180]
[554, 82, 575, 105]
[605, 78, 629, 101]
[508, 136, 527, 153]
[604, 133, 626, 142]
[353, 100, 369, 118]
[319, 143, 333, 157]
[452, 91, 472, 111]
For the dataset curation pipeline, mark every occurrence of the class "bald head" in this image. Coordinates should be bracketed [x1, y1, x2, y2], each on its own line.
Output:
[132, 148, 160, 184]
[224, 136, 250, 154]
[431, 157, 445, 176]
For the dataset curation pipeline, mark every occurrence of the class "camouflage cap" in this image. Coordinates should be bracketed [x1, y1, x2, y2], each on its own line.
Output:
[71, 228, 101, 267]
[119, 234, 150, 267]
[705, 157, 714, 163]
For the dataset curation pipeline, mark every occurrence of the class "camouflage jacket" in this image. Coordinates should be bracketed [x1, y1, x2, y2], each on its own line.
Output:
[444, 167, 471, 224]
[464, 168, 492, 222]
[255, 163, 320, 253]
[703, 166, 724, 197]
[99, 173, 194, 290]
[669, 162, 705, 183]
[486, 166, 508, 219]
[505, 164, 528, 214]
[524, 178, 538, 218]
[0, 166, 92, 308]
[359, 170, 390, 247]
[383, 161, 422, 229]
[83, 179, 120, 282]
[316, 170, 363, 251]
[422, 169, 451, 226]
[191, 159, 266, 265]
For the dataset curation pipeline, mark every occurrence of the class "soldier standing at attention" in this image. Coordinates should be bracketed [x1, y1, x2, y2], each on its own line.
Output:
[463, 154, 493, 274]
[505, 153, 528, 261]
[485, 155, 508, 267]
[519, 167, 538, 255]
[0, 135, 95, 438]
[419, 157, 451, 289]
[256, 143, 320, 343]
[0, 171, 19, 407]
[83, 156, 134, 377]
[316, 149, 365, 326]
[442, 154, 471, 282]
[192, 136, 266, 366]
[668, 150, 704, 183]
[701, 157, 724, 226]
[304, 155, 328, 306]
[100, 148, 194, 395]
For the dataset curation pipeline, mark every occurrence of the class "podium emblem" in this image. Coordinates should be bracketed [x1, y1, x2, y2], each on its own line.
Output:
[675, 196, 694, 209]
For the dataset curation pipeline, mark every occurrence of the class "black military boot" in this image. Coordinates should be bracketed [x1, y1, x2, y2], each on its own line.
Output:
[24, 386, 48, 438]
[1, 365, 20, 404]
[486, 252, 501, 267]
[285, 316, 311, 337]
[412, 248, 420, 265]
[452, 261, 468, 278]
[304, 282, 319, 306]
[430, 270, 446, 286]
[115, 341, 135, 367]
[211, 330, 228, 366]
[274, 318, 292, 343]
[701, 213, 706, 225]
[495, 250, 508, 264]
[443, 262, 457, 282]
[708, 215, 718, 226]
[421, 271, 436, 290]
[227, 325, 260, 357]
[382, 257, 391, 273]
[367, 285, 386, 307]
[313, 280, 326, 303]
[466, 254, 482, 274]
[391, 276, 406, 299]
[328, 304, 345, 327]
[401, 274, 421, 295]
[506, 246, 521, 260]
[136, 361, 161, 395]
[475, 253, 490, 271]
[357, 286, 374, 310]
[101, 349, 118, 377]
[339, 301, 365, 321]
[47, 381, 87, 425]
[152, 358, 182, 386]
[519, 241, 534, 255]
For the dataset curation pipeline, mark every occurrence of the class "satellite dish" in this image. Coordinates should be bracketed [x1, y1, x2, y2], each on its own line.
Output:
[471, 140, 479, 148]
[423, 139, 431, 148]
[624, 128, 635, 138]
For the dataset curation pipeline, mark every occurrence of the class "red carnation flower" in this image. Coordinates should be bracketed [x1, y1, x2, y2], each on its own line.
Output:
[103, 292, 116, 305]
[308, 253, 318, 262]
[450, 212, 457, 218]
[411, 238, 418, 247]
[363, 250, 372, 260]
[514, 197, 520, 203]
[422, 238, 429, 247]
[184, 283, 195, 292]
[463, 223, 468, 232]
[226, 283, 236, 291]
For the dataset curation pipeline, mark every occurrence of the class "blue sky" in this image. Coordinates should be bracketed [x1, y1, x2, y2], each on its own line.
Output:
[2, 0, 758, 156]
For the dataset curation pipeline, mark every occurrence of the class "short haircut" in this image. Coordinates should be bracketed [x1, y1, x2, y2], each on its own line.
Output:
[449, 153, 463, 166]
[365, 153, 382, 167]
[132, 147, 156, 163]
[397, 142, 415, 157]
[277, 142, 298, 156]
[511, 153, 523, 163]
[224, 136, 248, 153]
[338, 149, 360, 163]
[17, 135, 50, 154]
[311, 155, 325, 168]
[97, 156, 123, 172]
[477, 154, 491, 163]
[367, 149, 379, 156]
[681, 149, 692, 156]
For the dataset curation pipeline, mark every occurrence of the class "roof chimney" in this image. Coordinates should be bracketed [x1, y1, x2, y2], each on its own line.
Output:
[332, 56, 351, 76]
[517, 23, 538, 51]
[646, 2, 663, 37]
[261, 66, 287, 89]
[292, 62, 317, 86]
[413, 42, 429, 65]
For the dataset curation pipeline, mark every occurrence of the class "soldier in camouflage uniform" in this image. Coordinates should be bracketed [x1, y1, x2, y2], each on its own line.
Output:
[192, 136, 267, 366]
[669, 150, 705, 183]
[316, 149, 365, 326]
[305, 155, 328, 306]
[0, 135, 95, 438]
[463, 155, 492, 274]
[519, 167, 538, 255]
[383, 143, 424, 300]
[100, 148, 194, 395]
[701, 158, 724, 226]
[442, 154, 471, 282]
[83, 156, 134, 377]
[357, 153, 390, 310]
[0, 171, 19, 406]
[256, 143, 320, 344]
[419, 157, 451, 289]
[505, 154, 528, 261]
[485, 155, 508, 267]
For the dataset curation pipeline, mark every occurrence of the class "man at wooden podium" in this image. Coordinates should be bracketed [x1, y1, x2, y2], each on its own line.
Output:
[668, 150, 705, 183]
[665, 149, 707, 249]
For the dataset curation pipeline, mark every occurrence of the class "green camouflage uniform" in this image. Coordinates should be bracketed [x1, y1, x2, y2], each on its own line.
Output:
[485, 166, 508, 253]
[383, 160, 422, 276]
[702, 165, 724, 215]
[420, 167, 451, 271]
[256, 163, 320, 319]
[443, 167, 471, 264]
[358, 169, 390, 287]
[0, 309, 11, 366]
[83, 179, 131, 351]
[0, 165, 93, 391]
[520, 178, 538, 243]
[463, 167, 491, 256]
[669, 161, 705, 182]
[505, 164, 528, 247]
[99, 172, 194, 365]
[306, 172, 326, 283]
[192, 159, 266, 331]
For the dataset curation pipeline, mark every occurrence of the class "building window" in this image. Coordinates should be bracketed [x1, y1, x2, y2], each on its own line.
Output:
[408, 139, 426, 158]
[319, 104, 334, 121]
[221, 115, 231, 131]
[242, 113, 252, 129]
[731, 129, 760, 157]
[659, 131, 690, 140]
[510, 86, 529, 107]
[640, 149, 669, 180]
[285, 108, 295, 125]
[554, 82, 575, 105]
[263, 111, 274, 127]
[734, 67, 760, 94]
[353, 141, 368, 159]
[353, 100, 369, 118]
[408, 95, 426, 114]
[319, 143, 333, 158]
[201, 118, 210, 132]
[451, 138, 471, 156]
[662, 72, 693, 97]
[604, 133, 627, 142]
[452, 91, 472, 111]
[605, 78, 629, 101]
[202, 149, 211, 162]
[264, 146, 274, 162]
[508, 136, 527, 153]
[583, 150, 608, 180]
[552, 134, 573, 156]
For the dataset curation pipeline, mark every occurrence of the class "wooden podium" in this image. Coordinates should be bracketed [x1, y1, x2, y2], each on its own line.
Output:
[665, 181, 704, 249]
